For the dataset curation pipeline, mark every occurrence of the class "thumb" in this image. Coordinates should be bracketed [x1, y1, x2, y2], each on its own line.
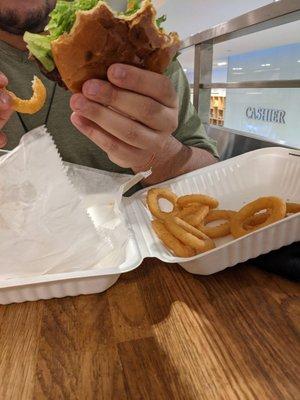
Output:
[0, 71, 8, 89]
[0, 90, 13, 131]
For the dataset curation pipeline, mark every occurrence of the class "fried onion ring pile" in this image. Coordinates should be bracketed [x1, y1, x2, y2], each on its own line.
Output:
[146, 188, 299, 258]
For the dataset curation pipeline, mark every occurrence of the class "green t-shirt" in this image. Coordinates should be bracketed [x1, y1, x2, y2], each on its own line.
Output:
[0, 40, 218, 174]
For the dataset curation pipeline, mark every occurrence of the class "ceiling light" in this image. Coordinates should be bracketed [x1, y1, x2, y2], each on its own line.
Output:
[261, 63, 271, 67]
[232, 67, 243, 71]
[217, 62, 227, 66]
[183, 68, 187, 72]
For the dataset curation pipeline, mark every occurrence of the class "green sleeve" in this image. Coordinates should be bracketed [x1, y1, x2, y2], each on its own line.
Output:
[165, 61, 219, 158]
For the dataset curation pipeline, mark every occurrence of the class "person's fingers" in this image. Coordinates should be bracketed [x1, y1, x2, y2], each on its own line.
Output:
[82, 79, 178, 132]
[0, 90, 13, 130]
[0, 90, 12, 110]
[0, 132, 7, 148]
[0, 72, 8, 89]
[107, 64, 178, 108]
[70, 94, 166, 151]
[71, 112, 149, 169]
[0, 82, 12, 148]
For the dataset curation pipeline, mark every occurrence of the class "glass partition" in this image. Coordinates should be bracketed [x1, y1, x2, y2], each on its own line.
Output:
[181, 1, 300, 149]
[224, 88, 300, 147]
[208, 20, 300, 147]
[212, 20, 300, 82]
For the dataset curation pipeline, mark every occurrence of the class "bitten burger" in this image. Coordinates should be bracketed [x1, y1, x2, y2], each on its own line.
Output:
[8, 0, 180, 114]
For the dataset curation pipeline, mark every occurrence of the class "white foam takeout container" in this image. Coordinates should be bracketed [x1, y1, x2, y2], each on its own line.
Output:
[0, 147, 299, 304]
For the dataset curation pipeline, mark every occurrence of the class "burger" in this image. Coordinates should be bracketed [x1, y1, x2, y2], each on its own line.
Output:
[23, 0, 180, 93]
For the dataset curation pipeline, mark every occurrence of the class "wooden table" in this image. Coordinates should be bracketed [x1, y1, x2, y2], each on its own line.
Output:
[0, 260, 299, 400]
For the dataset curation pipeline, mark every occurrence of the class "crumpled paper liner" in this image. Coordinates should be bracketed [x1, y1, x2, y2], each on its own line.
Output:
[0, 126, 150, 279]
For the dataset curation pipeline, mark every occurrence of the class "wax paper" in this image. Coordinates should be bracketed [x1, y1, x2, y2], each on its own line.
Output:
[0, 126, 149, 279]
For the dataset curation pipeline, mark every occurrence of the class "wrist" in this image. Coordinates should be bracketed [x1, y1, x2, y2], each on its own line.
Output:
[132, 136, 178, 174]
[132, 152, 157, 174]
[136, 136, 187, 186]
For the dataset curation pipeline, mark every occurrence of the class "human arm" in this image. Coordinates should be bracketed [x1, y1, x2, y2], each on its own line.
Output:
[135, 136, 217, 186]
[70, 63, 218, 185]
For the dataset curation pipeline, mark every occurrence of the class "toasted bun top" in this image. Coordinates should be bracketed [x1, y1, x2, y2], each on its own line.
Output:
[51, 0, 180, 92]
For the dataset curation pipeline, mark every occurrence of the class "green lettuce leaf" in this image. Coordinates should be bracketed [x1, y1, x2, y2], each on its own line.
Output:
[156, 15, 166, 29]
[124, 0, 142, 16]
[24, 0, 167, 72]
[23, 32, 55, 71]
[24, 0, 102, 71]
[46, 0, 101, 38]
[125, 1, 166, 29]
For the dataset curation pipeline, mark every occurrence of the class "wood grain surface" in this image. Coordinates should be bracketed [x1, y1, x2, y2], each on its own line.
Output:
[0, 260, 299, 400]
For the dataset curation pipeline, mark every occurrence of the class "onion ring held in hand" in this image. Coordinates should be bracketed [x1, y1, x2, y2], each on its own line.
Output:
[230, 197, 286, 239]
[151, 220, 195, 258]
[7, 76, 46, 114]
[147, 188, 178, 220]
[199, 210, 236, 239]
[177, 194, 219, 210]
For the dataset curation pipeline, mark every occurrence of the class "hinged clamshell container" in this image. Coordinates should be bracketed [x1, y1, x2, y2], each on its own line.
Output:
[0, 147, 299, 304]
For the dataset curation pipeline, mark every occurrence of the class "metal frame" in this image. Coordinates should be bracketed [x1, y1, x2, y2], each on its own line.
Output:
[180, 0, 300, 123]
[193, 43, 213, 124]
[181, 0, 300, 49]
[200, 80, 300, 89]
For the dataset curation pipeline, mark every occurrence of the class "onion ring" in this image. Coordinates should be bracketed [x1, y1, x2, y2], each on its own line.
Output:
[7, 76, 46, 114]
[171, 217, 215, 252]
[172, 216, 211, 240]
[243, 211, 270, 230]
[151, 220, 195, 258]
[177, 194, 219, 210]
[178, 205, 210, 227]
[164, 219, 204, 251]
[199, 210, 236, 238]
[286, 202, 300, 214]
[176, 203, 203, 218]
[231, 197, 286, 239]
[147, 188, 178, 220]
[243, 202, 299, 228]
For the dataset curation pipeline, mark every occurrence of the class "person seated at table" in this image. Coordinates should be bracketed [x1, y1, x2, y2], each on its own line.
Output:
[0, 0, 218, 186]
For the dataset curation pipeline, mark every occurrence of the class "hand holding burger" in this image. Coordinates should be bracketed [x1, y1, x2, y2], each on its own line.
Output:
[24, 0, 180, 92]
[22, 0, 181, 172]
[70, 63, 179, 172]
